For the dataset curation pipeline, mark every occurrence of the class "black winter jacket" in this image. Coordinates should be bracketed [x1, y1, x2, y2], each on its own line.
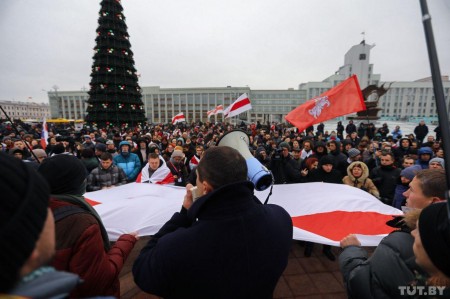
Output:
[133, 181, 293, 299]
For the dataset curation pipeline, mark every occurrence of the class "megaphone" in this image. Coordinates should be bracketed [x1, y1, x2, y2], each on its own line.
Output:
[217, 130, 273, 191]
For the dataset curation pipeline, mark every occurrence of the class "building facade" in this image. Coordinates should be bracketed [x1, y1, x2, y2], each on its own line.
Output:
[48, 41, 450, 124]
[0, 100, 50, 120]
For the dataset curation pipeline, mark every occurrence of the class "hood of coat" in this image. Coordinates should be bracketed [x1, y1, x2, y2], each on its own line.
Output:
[346, 161, 369, 182]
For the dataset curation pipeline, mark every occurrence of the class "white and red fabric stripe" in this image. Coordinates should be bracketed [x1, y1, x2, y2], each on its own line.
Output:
[172, 112, 185, 124]
[225, 93, 252, 118]
[40, 118, 48, 150]
[136, 157, 175, 184]
[213, 105, 224, 114]
[207, 105, 224, 118]
[206, 109, 215, 118]
[85, 182, 402, 243]
[189, 155, 200, 170]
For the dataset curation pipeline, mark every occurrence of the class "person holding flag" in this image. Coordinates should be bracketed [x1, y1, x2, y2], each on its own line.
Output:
[339, 169, 447, 298]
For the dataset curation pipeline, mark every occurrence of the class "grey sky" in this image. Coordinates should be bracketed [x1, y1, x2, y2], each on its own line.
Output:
[0, 0, 449, 103]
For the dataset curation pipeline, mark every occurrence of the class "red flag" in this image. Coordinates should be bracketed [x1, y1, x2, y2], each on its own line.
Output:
[285, 75, 366, 132]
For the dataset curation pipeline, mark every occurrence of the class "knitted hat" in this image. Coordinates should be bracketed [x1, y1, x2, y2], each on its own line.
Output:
[347, 148, 361, 158]
[52, 143, 66, 155]
[400, 165, 422, 180]
[418, 202, 450, 277]
[106, 140, 114, 145]
[31, 149, 47, 159]
[10, 147, 23, 155]
[171, 149, 184, 158]
[38, 154, 87, 195]
[319, 155, 335, 166]
[256, 146, 266, 155]
[0, 152, 49, 292]
[429, 157, 445, 169]
[279, 142, 290, 150]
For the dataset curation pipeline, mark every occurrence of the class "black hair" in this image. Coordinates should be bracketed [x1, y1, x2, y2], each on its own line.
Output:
[196, 146, 247, 189]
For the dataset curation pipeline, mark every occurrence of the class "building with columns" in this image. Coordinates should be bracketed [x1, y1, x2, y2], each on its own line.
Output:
[47, 40, 450, 124]
[0, 100, 50, 120]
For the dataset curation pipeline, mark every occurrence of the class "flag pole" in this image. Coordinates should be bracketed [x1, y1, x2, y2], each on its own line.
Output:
[419, 0, 450, 220]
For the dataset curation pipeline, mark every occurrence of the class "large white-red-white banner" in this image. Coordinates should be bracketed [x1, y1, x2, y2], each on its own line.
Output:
[85, 182, 402, 245]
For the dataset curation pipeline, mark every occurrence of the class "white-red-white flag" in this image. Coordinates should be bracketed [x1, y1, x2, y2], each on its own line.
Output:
[225, 93, 252, 118]
[85, 182, 401, 243]
[213, 105, 224, 114]
[172, 112, 185, 124]
[40, 118, 48, 150]
[207, 109, 215, 119]
[136, 157, 174, 184]
[207, 105, 224, 118]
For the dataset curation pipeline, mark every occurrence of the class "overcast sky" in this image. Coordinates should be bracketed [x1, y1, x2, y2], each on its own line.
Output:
[0, 0, 449, 103]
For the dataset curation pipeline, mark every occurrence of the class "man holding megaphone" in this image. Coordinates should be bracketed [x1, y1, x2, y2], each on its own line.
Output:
[133, 146, 293, 299]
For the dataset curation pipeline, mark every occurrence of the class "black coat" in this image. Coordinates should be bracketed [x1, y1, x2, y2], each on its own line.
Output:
[414, 124, 429, 142]
[369, 165, 401, 204]
[133, 181, 293, 299]
[308, 167, 343, 184]
[270, 154, 303, 184]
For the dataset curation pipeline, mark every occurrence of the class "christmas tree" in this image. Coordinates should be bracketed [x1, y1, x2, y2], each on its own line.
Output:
[85, 0, 146, 128]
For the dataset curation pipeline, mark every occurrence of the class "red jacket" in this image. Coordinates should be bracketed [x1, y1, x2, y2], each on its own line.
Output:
[50, 199, 137, 298]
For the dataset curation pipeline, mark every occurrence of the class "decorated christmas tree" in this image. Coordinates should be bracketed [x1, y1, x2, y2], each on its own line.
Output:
[85, 0, 145, 128]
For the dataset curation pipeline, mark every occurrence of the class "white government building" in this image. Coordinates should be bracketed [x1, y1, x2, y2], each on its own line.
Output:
[0, 100, 50, 121]
[44, 40, 450, 124]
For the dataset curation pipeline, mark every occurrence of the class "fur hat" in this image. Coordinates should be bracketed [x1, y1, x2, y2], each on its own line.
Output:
[0, 153, 49, 292]
[418, 202, 450, 277]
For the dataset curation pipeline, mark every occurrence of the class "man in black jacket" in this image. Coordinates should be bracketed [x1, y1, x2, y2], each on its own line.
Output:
[414, 120, 429, 145]
[133, 146, 293, 299]
[369, 152, 401, 205]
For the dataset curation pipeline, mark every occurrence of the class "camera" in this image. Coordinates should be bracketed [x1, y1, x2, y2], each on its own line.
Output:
[272, 148, 283, 161]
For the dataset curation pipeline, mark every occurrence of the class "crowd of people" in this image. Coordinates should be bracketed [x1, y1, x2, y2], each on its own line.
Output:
[1, 117, 449, 298]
